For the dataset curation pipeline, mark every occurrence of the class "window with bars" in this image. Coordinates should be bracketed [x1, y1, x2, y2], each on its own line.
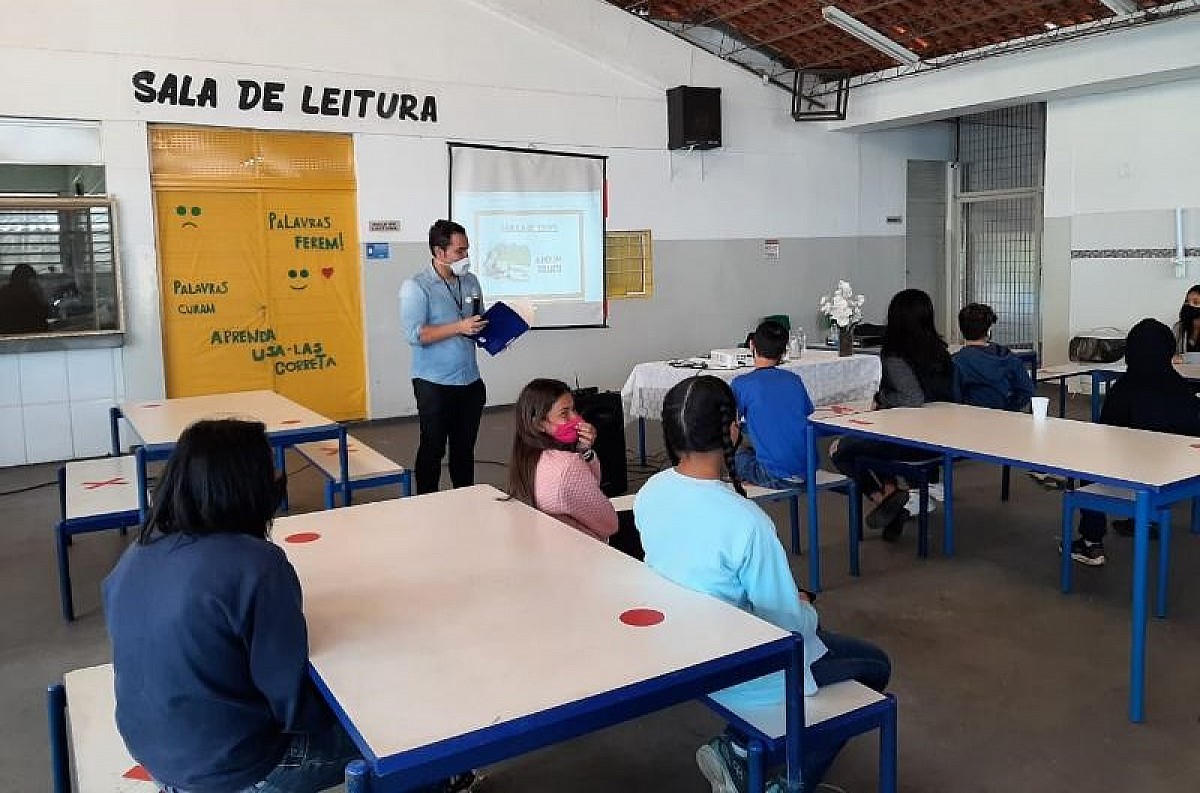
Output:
[605, 230, 653, 299]
[0, 197, 122, 336]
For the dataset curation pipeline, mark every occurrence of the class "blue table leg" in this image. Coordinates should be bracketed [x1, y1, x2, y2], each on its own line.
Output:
[848, 481, 862, 577]
[1156, 508, 1171, 620]
[339, 426, 351, 506]
[1130, 490, 1150, 723]
[784, 635, 804, 793]
[942, 452, 955, 557]
[109, 406, 122, 456]
[880, 697, 898, 793]
[788, 495, 800, 556]
[1057, 377, 1067, 418]
[1060, 495, 1074, 594]
[48, 684, 69, 793]
[638, 418, 647, 466]
[805, 423, 821, 592]
[1191, 497, 1200, 535]
[1090, 371, 1103, 422]
[345, 759, 371, 792]
[747, 740, 766, 793]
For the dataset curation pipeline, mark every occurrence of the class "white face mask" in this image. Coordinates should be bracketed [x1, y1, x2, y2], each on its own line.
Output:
[449, 257, 471, 276]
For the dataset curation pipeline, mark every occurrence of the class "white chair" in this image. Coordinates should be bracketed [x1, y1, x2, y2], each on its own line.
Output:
[294, 435, 411, 508]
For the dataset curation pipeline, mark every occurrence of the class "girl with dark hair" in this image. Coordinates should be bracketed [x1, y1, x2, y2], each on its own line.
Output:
[103, 419, 362, 793]
[831, 288, 957, 541]
[635, 376, 890, 793]
[1174, 284, 1200, 355]
[508, 378, 617, 542]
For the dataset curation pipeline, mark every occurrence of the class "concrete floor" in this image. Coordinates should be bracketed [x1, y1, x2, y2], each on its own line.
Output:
[5, 393, 1199, 792]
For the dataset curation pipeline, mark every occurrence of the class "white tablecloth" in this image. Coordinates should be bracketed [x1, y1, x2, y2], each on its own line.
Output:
[620, 350, 882, 423]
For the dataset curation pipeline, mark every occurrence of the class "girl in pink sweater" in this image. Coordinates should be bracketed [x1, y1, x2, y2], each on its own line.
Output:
[508, 379, 618, 542]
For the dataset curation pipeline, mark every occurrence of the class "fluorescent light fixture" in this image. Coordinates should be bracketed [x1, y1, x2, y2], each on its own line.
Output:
[821, 5, 921, 66]
[1098, 0, 1139, 14]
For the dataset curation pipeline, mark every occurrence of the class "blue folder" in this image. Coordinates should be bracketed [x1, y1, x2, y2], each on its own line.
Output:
[473, 301, 530, 356]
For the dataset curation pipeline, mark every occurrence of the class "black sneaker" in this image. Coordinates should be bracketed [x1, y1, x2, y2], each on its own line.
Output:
[881, 510, 909, 542]
[867, 488, 910, 531]
[1062, 538, 1106, 566]
[1112, 518, 1160, 540]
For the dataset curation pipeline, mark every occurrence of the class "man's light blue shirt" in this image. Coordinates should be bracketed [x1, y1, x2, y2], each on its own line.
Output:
[634, 468, 827, 706]
[399, 267, 482, 385]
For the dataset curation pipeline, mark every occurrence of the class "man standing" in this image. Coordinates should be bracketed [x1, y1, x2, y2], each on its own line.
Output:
[400, 220, 488, 494]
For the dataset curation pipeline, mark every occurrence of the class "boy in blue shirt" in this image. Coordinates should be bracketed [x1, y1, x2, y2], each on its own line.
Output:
[731, 320, 814, 488]
[952, 303, 1035, 411]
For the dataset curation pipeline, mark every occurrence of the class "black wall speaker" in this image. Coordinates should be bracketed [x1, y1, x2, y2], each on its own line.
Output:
[572, 389, 628, 498]
[667, 86, 721, 150]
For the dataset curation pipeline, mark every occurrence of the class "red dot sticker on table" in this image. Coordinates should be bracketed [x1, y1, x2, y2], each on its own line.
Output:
[281, 419, 302, 425]
[141, 403, 162, 408]
[284, 532, 322, 544]
[619, 608, 665, 627]
[123, 765, 152, 781]
[849, 418, 874, 426]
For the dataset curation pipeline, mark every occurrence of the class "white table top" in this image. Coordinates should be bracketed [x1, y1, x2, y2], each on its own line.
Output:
[622, 350, 882, 421]
[812, 402, 1200, 489]
[1035, 361, 1200, 382]
[276, 485, 788, 763]
[120, 390, 335, 448]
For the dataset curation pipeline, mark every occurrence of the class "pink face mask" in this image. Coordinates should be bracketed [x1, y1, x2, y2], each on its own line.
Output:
[550, 417, 581, 445]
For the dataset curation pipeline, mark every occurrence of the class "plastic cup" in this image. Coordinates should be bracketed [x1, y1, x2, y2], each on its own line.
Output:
[1031, 396, 1050, 420]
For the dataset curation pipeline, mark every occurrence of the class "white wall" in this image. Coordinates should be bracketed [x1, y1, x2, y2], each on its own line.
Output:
[0, 0, 950, 462]
[1044, 78, 1200, 347]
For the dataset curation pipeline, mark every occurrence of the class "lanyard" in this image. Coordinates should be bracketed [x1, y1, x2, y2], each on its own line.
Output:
[434, 263, 463, 312]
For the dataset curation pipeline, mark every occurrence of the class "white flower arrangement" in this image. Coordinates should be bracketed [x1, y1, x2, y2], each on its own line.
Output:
[818, 280, 865, 328]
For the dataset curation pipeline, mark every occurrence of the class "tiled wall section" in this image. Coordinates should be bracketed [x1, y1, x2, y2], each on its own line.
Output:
[0, 348, 124, 467]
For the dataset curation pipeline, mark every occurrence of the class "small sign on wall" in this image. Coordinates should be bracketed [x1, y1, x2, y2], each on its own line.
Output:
[365, 243, 390, 260]
[368, 220, 402, 233]
[764, 239, 780, 260]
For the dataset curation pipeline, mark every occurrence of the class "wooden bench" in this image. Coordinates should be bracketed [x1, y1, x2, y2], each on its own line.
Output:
[701, 679, 897, 793]
[48, 664, 155, 793]
[56, 455, 145, 622]
[295, 435, 411, 509]
[48, 663, 349, 793]
[610, 470, 849, 557]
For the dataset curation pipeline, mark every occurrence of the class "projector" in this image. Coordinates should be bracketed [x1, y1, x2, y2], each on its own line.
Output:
[709, 349, 747, 369]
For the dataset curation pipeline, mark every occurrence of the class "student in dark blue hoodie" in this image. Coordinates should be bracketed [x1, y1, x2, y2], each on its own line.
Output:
[952, 303, 1035, 412]
[103, 419, 361, 793]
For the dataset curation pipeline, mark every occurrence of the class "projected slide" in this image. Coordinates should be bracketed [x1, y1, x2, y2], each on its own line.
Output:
[450, 145, 607, 328]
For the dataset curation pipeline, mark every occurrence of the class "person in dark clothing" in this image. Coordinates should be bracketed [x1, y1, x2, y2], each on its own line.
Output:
[831, 288, 957, 541]
[952, 302, 1035, 412]
[1174, 284, 1200, 355]
[0, 263, 49, 333]
[1066, 318, 1200, 566]
[103, 419, 361, 793]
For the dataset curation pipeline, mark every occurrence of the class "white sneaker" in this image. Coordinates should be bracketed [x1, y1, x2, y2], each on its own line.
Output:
[906, 491, 935, 514]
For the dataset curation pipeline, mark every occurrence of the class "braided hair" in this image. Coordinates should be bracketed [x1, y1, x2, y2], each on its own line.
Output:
[661, 375, 747, 497]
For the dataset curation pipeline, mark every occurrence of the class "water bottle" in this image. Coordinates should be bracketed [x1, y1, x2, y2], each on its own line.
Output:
[787, 329, 804, 360]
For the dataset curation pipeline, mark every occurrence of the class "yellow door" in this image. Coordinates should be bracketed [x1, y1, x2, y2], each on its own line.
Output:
[150, 126, 365, 420]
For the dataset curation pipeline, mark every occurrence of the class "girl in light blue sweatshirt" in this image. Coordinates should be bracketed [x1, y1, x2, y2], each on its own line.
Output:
[634, 375, 890, 793]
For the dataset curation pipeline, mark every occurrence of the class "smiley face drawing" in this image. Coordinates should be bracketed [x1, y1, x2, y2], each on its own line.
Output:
[175, 205, 202, 229]
[287, 268, 310, 290]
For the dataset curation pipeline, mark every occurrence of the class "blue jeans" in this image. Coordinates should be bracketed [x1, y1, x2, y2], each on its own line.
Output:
[734, 448, 802, 490]
[156, 719, 361, 793]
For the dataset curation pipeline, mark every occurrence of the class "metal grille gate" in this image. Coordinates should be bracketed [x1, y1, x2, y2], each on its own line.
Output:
[954, 104, 1045, 348]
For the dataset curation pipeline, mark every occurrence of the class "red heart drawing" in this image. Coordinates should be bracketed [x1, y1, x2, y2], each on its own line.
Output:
[321, 267, 334, 279]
